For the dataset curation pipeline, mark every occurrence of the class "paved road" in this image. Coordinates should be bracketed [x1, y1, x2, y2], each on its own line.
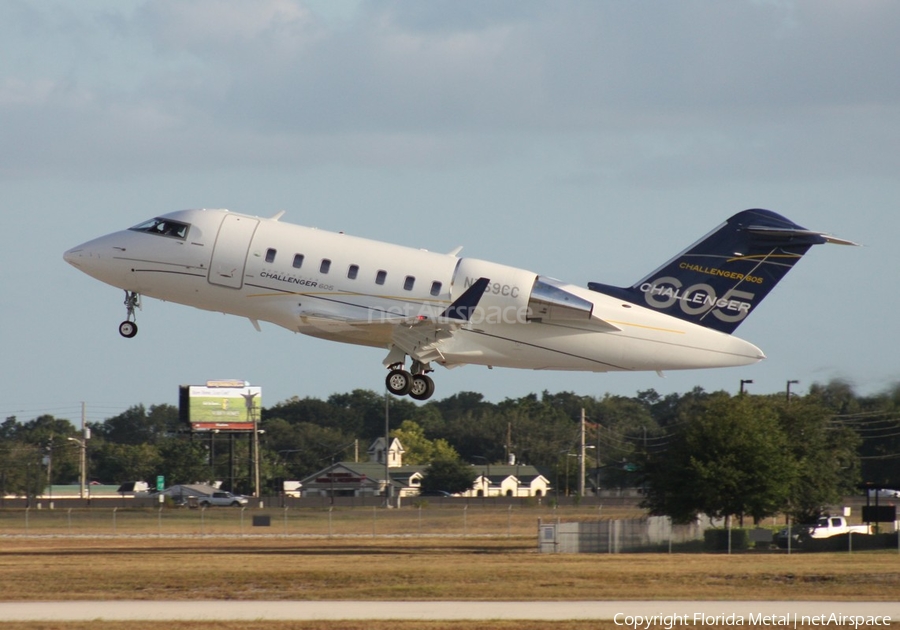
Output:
[1, 600, 898, 622]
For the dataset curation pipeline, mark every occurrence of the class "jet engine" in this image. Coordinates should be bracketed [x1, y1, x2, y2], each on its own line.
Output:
[451, 258, 593, 325]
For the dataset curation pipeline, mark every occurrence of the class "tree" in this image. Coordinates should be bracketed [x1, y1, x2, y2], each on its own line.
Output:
[263, 418, 356, 480]
[91, 404, 177, 445]
[91, 442, 161, 484]
[391, 420, 458, 464]
[641, 394, 796, 524]
[776, 398, 861, 522]
[420, 459, 477, 495]
[156, 437, 208, 485]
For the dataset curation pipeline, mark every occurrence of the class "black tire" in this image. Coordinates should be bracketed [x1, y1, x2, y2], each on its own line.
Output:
[199, 501, 211, 508]
[409, 374, 435, 401]
[119, 321, 138, 338]
[386, 369, 413, 396]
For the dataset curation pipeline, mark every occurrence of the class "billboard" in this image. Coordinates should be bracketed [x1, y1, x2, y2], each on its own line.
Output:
[181, 381, 261, 431]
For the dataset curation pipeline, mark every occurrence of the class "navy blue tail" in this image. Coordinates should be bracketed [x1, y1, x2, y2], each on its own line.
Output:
[588, 209, 846, 334]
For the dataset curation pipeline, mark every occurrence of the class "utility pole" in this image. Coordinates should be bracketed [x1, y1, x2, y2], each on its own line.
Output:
[578, 408, 586, 498]
[506, 422, 512, 465]
[384, 389, 392, 507]
[76, 402, 89, 499]
[243, 392, 260, 500]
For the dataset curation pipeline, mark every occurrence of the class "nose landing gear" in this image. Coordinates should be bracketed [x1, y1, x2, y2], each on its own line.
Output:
[119, 291, 141, 338]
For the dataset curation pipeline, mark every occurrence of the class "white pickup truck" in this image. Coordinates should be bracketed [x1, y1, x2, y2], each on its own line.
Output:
[804, 516, 872, 539]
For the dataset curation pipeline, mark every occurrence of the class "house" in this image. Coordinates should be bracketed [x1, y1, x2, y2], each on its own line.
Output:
[298, 438, 550, 499]
[298, 437, 423, 498]
[463, 466, 550, 498]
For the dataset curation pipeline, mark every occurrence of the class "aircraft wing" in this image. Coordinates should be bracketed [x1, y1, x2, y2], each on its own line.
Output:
[295, 279, 490, 366]
[387, 277, 490, 366]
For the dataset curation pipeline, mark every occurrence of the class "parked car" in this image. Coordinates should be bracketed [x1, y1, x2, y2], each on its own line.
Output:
[776, 516, 873, 548]
[197, 491, 248, 507]
[775, 525, 804, 549]
[800, 516, 871, 541]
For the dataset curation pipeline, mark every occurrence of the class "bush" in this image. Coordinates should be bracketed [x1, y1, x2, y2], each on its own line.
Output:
[703, 528, 750, 551]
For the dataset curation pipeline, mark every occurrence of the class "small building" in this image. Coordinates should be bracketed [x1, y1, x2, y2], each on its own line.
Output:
[464, 466, 550, 498]
[299, 439, 549, 499]
[298, 437, 423, 498]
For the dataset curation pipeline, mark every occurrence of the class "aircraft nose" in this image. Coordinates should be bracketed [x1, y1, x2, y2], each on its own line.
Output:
[63, 246, 83, 267]
[63, 242, 104, 270]
[63, 233, 130, 287]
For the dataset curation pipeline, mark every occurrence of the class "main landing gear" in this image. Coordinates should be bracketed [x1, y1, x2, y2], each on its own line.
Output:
[385, 361, 436, 401]
[119, 291, 141, 338]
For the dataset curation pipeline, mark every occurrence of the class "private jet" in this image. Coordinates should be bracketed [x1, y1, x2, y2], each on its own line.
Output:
[64, 208, 854, 400]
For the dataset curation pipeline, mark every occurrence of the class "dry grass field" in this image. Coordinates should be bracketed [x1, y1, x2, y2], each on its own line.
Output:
[2, 505, 899, 630]
[2, 536, 900, 602]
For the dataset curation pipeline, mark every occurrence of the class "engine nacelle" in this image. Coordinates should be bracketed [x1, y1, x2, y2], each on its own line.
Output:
[451, 258, 593, 324]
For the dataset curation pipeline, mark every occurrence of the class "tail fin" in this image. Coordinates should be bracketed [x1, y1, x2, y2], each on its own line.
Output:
[588, 209, 856, 334]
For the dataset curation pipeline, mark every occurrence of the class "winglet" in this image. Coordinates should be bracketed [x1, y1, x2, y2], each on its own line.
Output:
[440, 277, 489, 321]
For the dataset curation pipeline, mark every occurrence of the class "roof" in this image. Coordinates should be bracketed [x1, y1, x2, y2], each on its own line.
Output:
[472, 465, 547, 481]
[298, 462, 427, 489]
[162, 484, 219, 497]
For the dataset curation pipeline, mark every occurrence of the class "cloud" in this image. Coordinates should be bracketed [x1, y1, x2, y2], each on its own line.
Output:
[2, 1, 899, 181]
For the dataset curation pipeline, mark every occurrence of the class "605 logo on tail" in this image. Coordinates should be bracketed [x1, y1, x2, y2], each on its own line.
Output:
[640, 276, 755, 325]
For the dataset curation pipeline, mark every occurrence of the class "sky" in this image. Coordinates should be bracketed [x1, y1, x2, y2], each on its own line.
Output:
[2, 0, 898, 426]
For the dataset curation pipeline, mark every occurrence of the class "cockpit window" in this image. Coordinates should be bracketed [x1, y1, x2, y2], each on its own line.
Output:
[129, 218, 190, 240]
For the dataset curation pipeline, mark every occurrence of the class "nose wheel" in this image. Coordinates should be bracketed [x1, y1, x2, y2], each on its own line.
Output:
[119, 320, 138, 338]
[119, 291, 141, 338]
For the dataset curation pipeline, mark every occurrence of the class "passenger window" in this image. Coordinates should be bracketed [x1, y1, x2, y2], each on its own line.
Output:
[375, 270, 387, 285]
[320, 259, 331, 274]
[265, 249, 277, 263]
[293, 254, 304, 269]
[430, 281, 442, 297]
[404, 276, 415, 291]
[348, 264, 359, 280]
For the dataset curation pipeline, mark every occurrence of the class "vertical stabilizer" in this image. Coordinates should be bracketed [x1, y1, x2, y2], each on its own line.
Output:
[588, 209, 855, 334]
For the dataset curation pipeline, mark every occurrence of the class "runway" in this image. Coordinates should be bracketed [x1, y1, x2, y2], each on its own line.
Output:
[1, 600, 898, 622]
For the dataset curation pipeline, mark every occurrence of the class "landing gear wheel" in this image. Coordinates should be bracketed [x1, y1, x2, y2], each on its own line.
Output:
[409, 374, 435, 401]
[386, 369, 413, 396]
[119, 321, 138, 338]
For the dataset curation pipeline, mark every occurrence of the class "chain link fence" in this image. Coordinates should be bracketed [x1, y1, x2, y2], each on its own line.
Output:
[539, 515, 718, 553]
[0, 503, 597, 539]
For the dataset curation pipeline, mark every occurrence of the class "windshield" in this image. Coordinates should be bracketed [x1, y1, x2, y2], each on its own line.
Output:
[129, 217, 190, 240]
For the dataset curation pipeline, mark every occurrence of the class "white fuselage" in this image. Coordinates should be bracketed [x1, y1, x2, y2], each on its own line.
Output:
[64, 208, 764, 374]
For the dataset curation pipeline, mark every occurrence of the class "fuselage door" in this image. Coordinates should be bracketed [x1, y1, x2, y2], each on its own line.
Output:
[208, 214, 259, 289]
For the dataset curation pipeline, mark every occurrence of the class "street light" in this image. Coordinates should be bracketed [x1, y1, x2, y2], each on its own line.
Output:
[786, 379, 800, 403]
[67, 433, 89, 500]
[579, 445, 596, 498]
[740, 379, 754, 395]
